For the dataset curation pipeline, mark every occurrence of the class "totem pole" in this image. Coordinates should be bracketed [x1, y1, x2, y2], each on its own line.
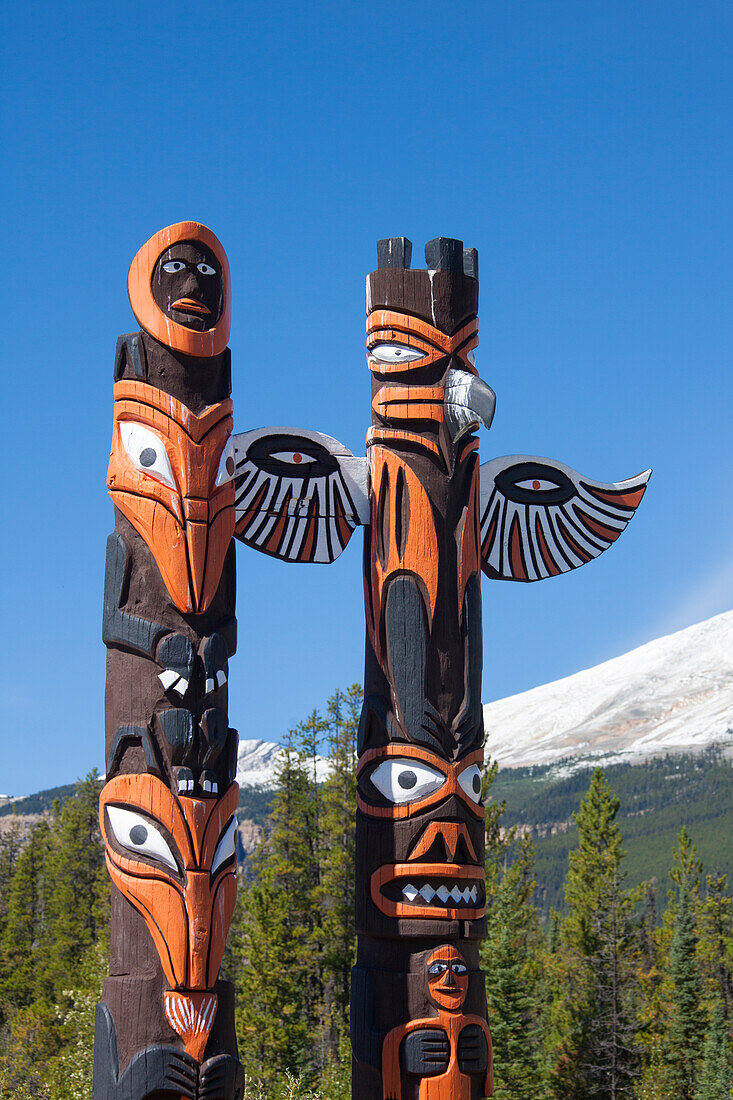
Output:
[229, 236, 649, 1099]
[96, 223, 243, 1098]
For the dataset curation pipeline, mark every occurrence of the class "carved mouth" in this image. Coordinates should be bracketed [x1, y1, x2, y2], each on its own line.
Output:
[171, 297, 212, 316]
[371, 862, 486, 919]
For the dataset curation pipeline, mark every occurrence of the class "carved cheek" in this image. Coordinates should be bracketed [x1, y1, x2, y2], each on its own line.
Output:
[104, 854, 188, 988]
[207, 872, 238, 987]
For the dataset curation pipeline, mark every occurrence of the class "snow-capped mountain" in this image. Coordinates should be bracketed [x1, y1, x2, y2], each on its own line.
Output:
[483, 610, 733, 770]
[236, 738, 331, 789]
[236, 611, 733, 787]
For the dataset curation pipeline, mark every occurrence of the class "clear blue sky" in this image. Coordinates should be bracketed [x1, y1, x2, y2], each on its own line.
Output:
[1, 1, 731, 795]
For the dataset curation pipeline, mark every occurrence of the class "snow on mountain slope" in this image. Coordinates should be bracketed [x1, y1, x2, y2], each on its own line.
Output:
[483, 610, 733, 770]
[236, 738, 330, 789]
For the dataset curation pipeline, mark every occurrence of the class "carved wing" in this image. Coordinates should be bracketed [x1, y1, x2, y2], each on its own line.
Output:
[232, 427, 369, 563]
[479, 455, 650, 582]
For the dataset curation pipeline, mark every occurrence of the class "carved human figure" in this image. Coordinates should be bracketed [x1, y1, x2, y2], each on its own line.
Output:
[381, 946, 492, 1100]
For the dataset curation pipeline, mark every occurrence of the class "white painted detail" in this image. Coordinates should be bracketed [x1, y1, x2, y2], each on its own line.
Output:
[159, 669, 179, 691]
[369, 758, 446, 804]
[106, 805, 178, 871]
[402, 884, 419, 901]
[437, 885, 450, 903]
[420, 884, 436, 902]
[216, 670, 227, 688]
[211, 817, 237, 875]
[174, 678, 188, 696]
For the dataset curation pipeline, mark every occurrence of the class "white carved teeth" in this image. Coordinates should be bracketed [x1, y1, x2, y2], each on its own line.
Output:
[205, 677, 215, 694]
[158, 669, 189, 696]
[401, 881, 480, 905]
[216, 670, 227, 688]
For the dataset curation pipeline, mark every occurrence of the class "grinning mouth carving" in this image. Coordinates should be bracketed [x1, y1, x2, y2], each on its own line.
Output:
[371, 861, 486, 920]
[171, 297, 212, 316]
[402, 882, 479, 904]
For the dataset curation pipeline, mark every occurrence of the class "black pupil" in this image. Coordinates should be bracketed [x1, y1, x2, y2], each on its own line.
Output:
[472, 773, 481, 794]
[129, 824, 148, 845]
[398, 769, 417, 790]
[226, 456, 235, 475]
[139, 447, 156, 468]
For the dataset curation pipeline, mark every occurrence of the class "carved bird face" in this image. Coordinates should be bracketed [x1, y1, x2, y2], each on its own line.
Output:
[99, 773, 239, 992]
[152, 241, 224, 332]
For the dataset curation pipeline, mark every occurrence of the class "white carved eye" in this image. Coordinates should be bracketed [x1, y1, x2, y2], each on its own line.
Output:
[269, 451, 317, 466]
[120, 422, 176, 489]
[457, 764, 483, 804]
[162, 260, 187, 273]
[453, 962, 468, 974]
[428, 961, 448, 976]
[369, 343, 425, 365]
[106, 806, 178, 871]
[215, 437, 236, 486]
[211, 817, 237, 876]
[197, 262, 217, 276]
[369, 759, 446, 804]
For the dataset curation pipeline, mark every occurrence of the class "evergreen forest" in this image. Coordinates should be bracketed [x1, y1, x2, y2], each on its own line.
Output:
[0, 685, 731, 1098]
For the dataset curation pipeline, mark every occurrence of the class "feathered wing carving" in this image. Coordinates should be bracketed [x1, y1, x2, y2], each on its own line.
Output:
[479, 455, 651, 582]
[232, 427, 369, 563]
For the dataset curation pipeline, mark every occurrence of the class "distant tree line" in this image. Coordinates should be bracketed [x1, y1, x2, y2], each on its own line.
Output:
[0, 685, 731, 1098]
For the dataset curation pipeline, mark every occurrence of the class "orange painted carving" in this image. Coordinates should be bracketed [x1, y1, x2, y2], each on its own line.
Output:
[372, 385, 445, 425]
[585, 483, 647, 510]
[164, 990, 218, 1061]
[99, 774, 238, 992]
[370, 861, 485, 922]
[367, 311, 478, 375]
[357, 746, 485, 820]
[127, 222, 230, 357]
[107, 380, 235, 613]
[381, 946, 493, 1099]
[366, 447, 439, 663]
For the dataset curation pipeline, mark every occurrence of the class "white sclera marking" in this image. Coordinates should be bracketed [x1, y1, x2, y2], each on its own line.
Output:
[120, 422, 176, 490]
[457, 764, 483, 804]
[106, 805, 178, 871]
[215, 436, 236, 487]
[370, 759, 446, 804]
[369, 343, 425, 365]
[211, 817, 237, 875]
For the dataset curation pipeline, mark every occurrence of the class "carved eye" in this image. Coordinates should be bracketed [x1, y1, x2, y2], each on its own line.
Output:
[457, 764, 483, 804]
[120, 422, 176, 489]
[197, 262, 217, 275]
[215, 436, 236, 486]
[106, 805, 178, 871]
[516, 478, 560, 491]
[369, 759, 446, 804]
[211, 817, 237, 876]
[428, 961, 448, 976]
[269, 451, 316, 466]
[453, 962, 468, 974]
[495, 461, 575, 506]
[162, 260, 187, 273]
[369, 343, 425, 365]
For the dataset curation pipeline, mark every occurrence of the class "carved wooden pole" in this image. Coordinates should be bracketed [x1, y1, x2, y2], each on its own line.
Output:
[350, 238, 494, 1100]
[95, 223, 244, 1099]
[218, 233, 649, 1099]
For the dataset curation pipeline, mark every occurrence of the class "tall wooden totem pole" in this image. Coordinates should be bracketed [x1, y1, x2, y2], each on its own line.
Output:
[99, 227, 648, 1100]
[229, 236, 649, 1100]
[96, 223, 244, 1098]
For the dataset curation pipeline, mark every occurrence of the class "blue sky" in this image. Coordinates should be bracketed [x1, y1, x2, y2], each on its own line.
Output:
[1, 1, 731, 794]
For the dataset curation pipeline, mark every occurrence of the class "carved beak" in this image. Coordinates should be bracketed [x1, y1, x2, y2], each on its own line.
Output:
[444, 369, 496, 441]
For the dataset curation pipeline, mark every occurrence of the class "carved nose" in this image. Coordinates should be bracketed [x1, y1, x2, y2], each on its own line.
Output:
[186, 872, 212, 989]
[185, 510, 209, 614]
[408, 821, 478, 863]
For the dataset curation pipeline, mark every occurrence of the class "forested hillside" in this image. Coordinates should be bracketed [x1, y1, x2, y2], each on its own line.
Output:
[1, 688, 731, 1097]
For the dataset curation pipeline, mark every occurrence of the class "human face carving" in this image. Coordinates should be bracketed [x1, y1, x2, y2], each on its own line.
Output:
[357, 745, 486, 926]
[152, 241, 224, 332]
[427, 945, 469, 1012]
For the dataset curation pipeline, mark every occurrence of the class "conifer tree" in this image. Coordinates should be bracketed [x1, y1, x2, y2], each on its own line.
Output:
[698, 998, 732, 1100]
[666, 864, 705, 1099]
[550, 768, 638, 1100]
[698, 873, 733, 1021]
[317, 686, 359, 1058]
[482, 834, 549, 1098]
